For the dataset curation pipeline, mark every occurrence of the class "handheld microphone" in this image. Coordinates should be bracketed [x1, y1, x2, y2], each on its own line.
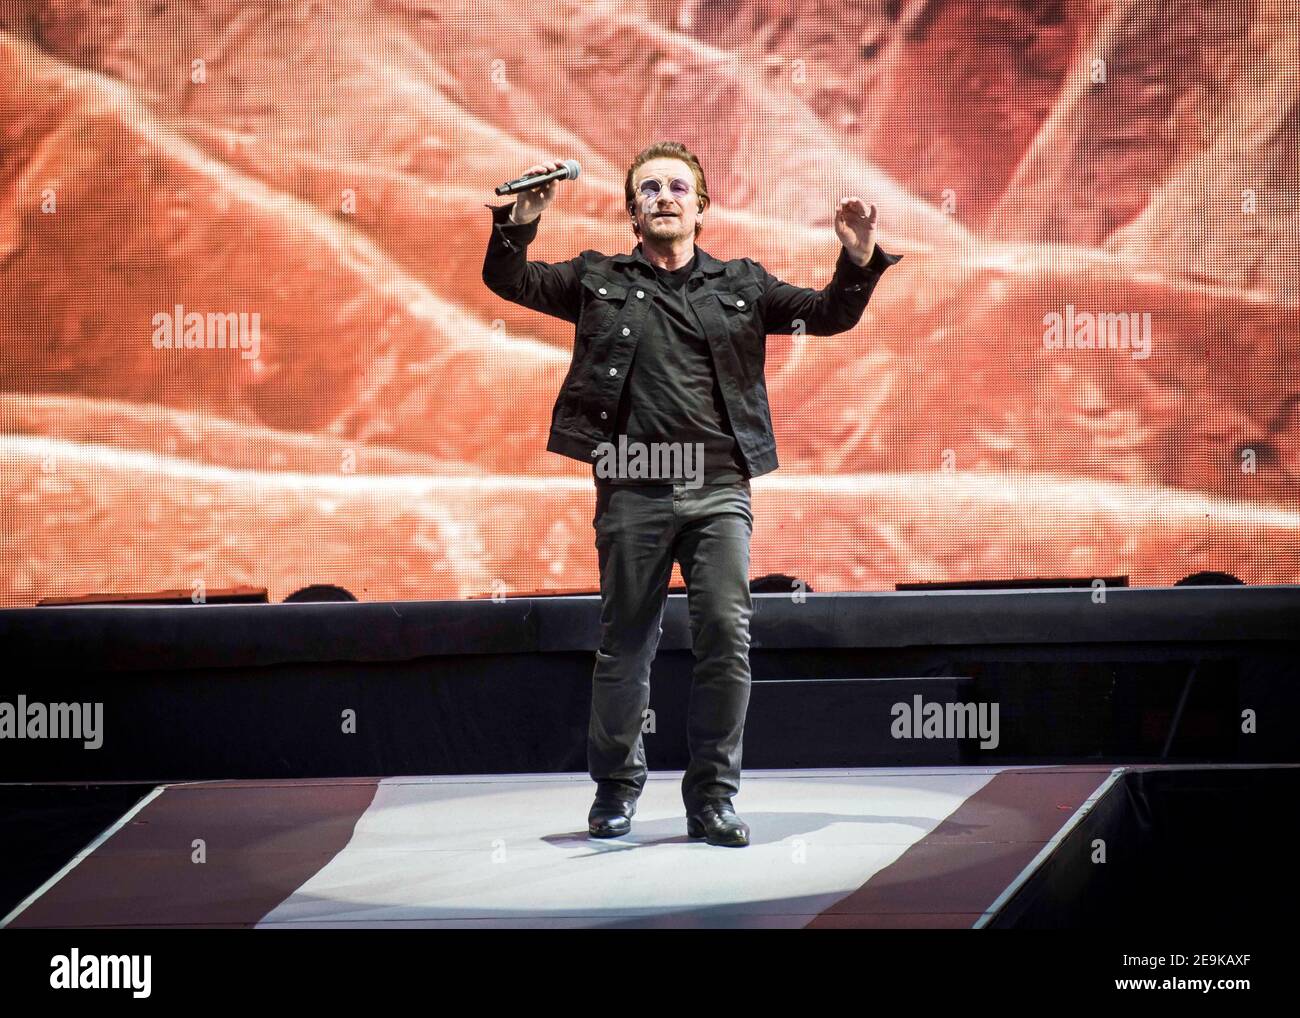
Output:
[495, 159, 581, 196]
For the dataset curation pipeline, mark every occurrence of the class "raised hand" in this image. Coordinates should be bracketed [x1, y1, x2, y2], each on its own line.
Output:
[834, 197, 878, 266]
[510, 160, 566, 224]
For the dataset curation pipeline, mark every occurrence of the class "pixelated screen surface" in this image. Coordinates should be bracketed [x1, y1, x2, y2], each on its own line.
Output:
[1, 1, 1297, 605]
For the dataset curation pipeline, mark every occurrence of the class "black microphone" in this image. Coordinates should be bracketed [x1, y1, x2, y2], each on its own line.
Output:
[495, 159, 581, 196]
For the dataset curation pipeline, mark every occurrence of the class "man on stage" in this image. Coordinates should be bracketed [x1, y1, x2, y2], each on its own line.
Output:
[483, 142, 900, 846]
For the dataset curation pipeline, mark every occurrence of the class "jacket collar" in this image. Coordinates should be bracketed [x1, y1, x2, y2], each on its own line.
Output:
[610, 243, 727, 277]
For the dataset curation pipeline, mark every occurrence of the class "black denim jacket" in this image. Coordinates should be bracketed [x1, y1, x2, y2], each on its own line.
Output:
[482, 200, 902, 478]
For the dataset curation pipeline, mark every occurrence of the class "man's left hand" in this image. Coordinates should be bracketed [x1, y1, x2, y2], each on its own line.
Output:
[834, 197, 878, 266]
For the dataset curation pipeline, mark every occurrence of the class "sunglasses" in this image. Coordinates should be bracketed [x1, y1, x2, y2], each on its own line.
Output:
[636, 177, 696, 201]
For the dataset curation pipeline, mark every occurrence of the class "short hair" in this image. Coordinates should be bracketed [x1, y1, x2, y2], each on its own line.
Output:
[624, 141, 710, 238]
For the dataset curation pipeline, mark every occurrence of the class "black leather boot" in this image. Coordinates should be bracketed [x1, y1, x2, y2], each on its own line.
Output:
[588, 796, 637, 838]
[686, 800, 750, 847]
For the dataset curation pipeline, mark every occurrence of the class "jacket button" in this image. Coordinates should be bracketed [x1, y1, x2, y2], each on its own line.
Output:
[598, 287, 607, 295]
[636, 290, 645, 299]
[591, 448, 598, 456]
[622, 327, 630, 335]
[736, 298, 745, 307]
[609, 367, 617, 375]
[600, 411, 608, 420]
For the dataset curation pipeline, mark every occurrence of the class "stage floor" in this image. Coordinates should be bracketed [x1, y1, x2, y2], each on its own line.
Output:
[4, 766, 1119, 929]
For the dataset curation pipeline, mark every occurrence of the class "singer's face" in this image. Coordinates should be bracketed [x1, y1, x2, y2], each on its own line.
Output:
[632, 158, 702, 244]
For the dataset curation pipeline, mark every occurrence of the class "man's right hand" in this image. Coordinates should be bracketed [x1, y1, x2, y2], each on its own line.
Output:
[508, 160, 566, 224]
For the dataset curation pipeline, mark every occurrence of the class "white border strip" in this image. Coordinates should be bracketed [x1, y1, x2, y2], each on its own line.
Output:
[972, 766, 1127, 929]
[0, 784, 167, 929]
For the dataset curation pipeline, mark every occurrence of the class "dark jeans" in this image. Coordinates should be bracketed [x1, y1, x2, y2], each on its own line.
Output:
[588, 479, 754, 813]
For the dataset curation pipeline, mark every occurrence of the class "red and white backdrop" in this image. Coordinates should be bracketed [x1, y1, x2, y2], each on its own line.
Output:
[1, 1, 1297, 606]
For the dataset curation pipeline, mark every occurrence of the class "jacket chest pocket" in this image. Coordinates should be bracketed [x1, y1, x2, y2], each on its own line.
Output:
[713, 289, 756, 315]
[579, 276, 630, 338]
[711, 287, 764, 381]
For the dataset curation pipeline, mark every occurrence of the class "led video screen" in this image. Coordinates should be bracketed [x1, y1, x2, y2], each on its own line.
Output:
[1, 1, 1296, 605]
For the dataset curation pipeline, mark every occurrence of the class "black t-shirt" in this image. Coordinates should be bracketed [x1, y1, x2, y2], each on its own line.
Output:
[594, 251, 748, 486]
